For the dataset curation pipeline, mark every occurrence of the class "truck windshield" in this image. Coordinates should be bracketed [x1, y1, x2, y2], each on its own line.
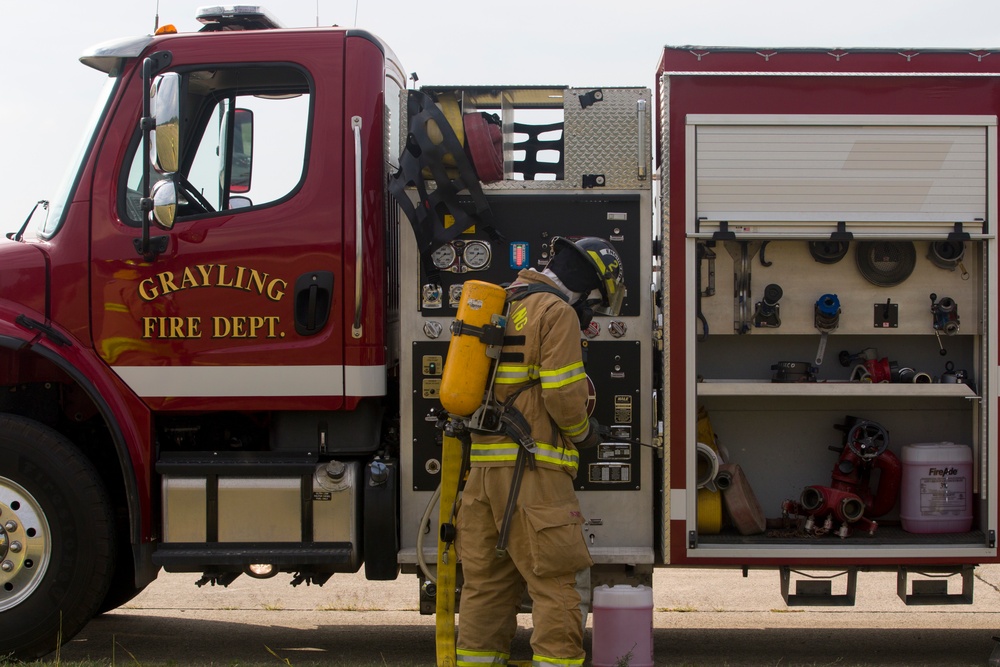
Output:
[36, 76, 119, 238]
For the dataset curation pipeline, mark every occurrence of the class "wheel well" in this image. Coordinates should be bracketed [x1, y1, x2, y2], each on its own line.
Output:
[0, 347, 132, 564]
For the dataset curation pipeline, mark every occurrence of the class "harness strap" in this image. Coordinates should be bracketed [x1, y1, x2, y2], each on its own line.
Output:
[506, 282, 569, 304]
[496, 446, 528, 558]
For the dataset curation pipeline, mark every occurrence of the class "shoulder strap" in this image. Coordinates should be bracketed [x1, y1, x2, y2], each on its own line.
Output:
[505, 282, 569, 304]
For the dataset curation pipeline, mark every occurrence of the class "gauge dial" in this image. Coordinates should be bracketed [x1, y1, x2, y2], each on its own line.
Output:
[430, 243, 457, 270]
[462, 240, 491, 270]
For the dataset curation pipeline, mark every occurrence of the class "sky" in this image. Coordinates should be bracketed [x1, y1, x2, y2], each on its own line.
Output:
[3, 0, 1000, 234]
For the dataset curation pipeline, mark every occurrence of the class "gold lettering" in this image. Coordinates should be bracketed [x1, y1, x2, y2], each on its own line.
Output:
[210, 315, 281, 338]
[217, 264, 235, 288]
[141, 316, 202, 339]
[136, 264, 289, 302]
[212, 316, 231, 338]
[267, 279, 287, 301]
[157, 271, 180, 297]
[231, 317, 248, 338]
[196, 264, 214, 284]
[247, 269, 267, 295]
[138, 278, 159, 301]
[179, 266, 199, 290]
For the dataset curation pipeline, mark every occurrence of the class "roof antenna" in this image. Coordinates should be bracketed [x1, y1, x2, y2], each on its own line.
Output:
[154, 0, 160, 31]
[354, 0, 359, 26]
[316, 0, 319, 26]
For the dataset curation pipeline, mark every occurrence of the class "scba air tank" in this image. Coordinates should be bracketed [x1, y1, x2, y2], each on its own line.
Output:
[439, 280, 507, 417]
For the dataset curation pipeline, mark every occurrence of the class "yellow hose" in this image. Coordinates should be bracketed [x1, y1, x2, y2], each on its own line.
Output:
[435, 432, 463, 667]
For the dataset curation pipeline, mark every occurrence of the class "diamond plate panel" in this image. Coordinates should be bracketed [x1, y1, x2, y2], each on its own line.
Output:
[564, 87, 652, 190]
[481, 86, 652, 192]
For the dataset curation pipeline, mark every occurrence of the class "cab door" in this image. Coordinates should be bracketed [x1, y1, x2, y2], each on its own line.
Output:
[89, 32, 372, 412]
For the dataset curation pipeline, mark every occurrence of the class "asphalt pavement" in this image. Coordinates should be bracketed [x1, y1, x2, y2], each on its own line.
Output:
[50, 564, 1000, 666]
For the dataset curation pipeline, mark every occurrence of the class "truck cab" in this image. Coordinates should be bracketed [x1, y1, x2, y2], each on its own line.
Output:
[0, 8, 405, 658]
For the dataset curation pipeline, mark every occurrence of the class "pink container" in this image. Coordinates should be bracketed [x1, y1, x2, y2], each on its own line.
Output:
[592, 584, 653, 667]
[900, 442, 973, 533]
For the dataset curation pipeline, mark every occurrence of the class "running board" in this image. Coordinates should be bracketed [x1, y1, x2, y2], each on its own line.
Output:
[153, 542, 358, 571]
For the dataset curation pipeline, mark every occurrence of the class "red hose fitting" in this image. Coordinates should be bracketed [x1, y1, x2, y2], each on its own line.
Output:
[864, 357, 893, 383]
[800, 485, 866, 524]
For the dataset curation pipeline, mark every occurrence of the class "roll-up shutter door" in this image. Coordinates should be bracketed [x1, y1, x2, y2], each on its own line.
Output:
[695, 123, 987, 224]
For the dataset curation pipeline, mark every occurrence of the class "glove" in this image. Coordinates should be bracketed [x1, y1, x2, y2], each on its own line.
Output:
[576, 417, 604, 449]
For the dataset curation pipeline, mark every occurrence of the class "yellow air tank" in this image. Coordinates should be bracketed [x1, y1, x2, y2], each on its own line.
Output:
[439, 280, 507, 417]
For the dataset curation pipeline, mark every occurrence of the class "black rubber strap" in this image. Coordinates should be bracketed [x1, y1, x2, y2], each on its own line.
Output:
[388, 90, 501, 275]
[496, 447, 527, 557]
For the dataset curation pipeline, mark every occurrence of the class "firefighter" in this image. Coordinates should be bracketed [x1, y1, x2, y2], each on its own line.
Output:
[455, 236, 625, 667]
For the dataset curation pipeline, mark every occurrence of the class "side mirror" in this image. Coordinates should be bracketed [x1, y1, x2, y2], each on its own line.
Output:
[227, 108, 254, 194]
[150, 178, 178, 230]
[150, 72, 180, 174]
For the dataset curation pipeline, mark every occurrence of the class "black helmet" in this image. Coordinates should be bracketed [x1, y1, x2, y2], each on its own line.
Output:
[551, 236, 625, 316]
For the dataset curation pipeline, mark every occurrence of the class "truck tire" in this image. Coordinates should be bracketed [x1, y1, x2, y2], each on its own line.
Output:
[0, 414, 115, 659]
[97, 559, 145, 614]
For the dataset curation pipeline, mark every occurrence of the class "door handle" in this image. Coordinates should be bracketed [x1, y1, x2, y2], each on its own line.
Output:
[294, 271, 334, 336]
[351, 115, 364, 339]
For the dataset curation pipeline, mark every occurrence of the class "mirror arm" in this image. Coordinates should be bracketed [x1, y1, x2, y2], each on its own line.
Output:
[136, 52, 173, 261]
[137, 60, 157, 259]
[221, 100, 236, 210]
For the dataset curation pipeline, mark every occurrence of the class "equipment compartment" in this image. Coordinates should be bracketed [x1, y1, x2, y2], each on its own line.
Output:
[685, 236, 991, 557]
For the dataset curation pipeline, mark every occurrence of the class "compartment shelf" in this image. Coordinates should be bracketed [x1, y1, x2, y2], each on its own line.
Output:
[697, 381, 978, 399]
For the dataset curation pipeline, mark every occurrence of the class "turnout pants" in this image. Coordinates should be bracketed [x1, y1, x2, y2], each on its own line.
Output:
[456, 465, 592, 666]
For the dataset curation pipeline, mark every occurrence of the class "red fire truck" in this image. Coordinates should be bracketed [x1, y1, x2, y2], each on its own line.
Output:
[1, 6, 997, 660]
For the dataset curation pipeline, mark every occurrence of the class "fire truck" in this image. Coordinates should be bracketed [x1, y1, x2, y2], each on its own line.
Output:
[1, 6, 998, 659]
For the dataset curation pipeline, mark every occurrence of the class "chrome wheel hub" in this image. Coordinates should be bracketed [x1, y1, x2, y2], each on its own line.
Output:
[0, 477, 51, 611]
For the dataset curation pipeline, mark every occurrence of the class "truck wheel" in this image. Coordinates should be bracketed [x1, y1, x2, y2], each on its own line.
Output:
[97, 560, 145, 614]
[0, 414, 115, 659]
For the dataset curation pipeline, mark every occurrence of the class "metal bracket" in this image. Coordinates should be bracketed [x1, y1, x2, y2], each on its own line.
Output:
[711, 221, 736, 241]
[948, 222, 972, 241]
[831, 221, 854, 241]
[578, 89, 604, 109]
[780, 567, 857, 606]
[897, 566, 974, 605]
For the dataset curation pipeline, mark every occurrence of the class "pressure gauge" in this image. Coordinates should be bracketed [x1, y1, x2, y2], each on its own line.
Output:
[430, 243, 457, 270]
[462, 240, 491, 271]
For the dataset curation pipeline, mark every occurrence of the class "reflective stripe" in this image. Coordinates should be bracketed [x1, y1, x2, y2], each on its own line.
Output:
[471, 441, 579, 472]
[534, 442, 579, 470]
[112, 364, 386, 398]
[560, 416, 590, 439]
[470, 442, 522, 462]
[457, 648, 509, 665]
[495, 363, 540, 385]
[532, 655, 584, 667]
[539, 361, 585, 389]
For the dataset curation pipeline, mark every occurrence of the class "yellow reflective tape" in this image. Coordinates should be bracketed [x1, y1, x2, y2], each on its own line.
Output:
[539, 362, 585, 389]
[470, 442, 579, 470]
[561, 416, 590, 438]
[540, 373, 586, 390]
[457, 648, 509, 665]
[532, 654, 585, 666]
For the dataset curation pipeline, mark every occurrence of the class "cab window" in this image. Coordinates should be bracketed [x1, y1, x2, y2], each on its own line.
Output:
[122, 64, 311, 224]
